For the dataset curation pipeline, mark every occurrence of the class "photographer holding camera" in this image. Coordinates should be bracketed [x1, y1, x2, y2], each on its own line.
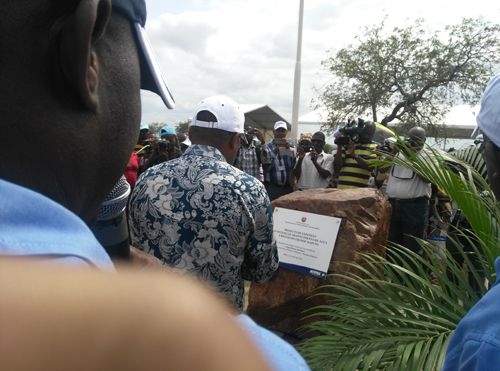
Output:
[294, 132, 334, 190]
[334, 119, 378, 189]
[234, 126, 264, 180]
[159, 125, 182, 158]
[258, 121, 296, 200]
[142, 126, 182, 170]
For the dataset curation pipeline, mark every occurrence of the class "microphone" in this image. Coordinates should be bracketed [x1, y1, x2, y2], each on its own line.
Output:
[90, 176, 131, 259]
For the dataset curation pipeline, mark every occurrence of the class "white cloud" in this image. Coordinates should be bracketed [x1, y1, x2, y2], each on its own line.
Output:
[141, 0, 500, 127]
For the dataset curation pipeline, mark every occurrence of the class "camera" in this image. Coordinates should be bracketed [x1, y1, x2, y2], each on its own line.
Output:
[241, 126, 255, 145]
[334, 118, 366, 145]
[244, 126, 255, 137]
[404, 138, 415, 147]
[378, 139, 393, 153]
[298, 140, 313, 153]
[274, 138, 289, 148]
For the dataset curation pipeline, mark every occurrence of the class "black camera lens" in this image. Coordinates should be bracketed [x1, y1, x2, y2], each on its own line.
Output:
[334, 136, 350, 146]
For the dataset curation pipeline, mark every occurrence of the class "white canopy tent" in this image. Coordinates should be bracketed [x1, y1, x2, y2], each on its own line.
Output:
[240, 104, 290, 141]
[297, 109, 333, 144]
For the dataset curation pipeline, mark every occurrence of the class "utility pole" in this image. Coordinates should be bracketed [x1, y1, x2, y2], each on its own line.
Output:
[290, 0, 304, 143]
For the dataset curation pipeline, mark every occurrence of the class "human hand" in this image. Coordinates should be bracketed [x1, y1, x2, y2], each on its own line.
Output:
[297, 148, 305, 159]
[310, 149, 318, 163]
[348, 143, 356, 156]
[254, 128, 265, 143]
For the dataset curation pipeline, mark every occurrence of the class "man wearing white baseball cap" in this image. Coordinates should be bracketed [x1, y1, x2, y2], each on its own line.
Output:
[130, 94, 280, 311]
[130, 96, 313, 371]
[256, 120, 296, 200]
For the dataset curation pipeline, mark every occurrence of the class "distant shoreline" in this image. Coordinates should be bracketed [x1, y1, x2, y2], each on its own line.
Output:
[427, 137, 475, 151]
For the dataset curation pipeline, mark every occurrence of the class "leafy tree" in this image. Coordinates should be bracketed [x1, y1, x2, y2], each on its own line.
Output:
[145, 120, 190, 137]
[148, 122, 164, 135]
[323, 143, 335, 154]
[176, 120, 190, 135]
[319, 17, 500, 134]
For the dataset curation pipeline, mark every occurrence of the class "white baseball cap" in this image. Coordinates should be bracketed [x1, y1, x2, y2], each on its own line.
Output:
[112, 0, 175, 109]
[274, 121, 288, 131]
[477, 74, 500, 147]
[190, 95, 245, 133]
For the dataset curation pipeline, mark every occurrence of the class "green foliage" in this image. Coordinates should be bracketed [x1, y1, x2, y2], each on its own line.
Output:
[319, 17, 500, 132]
[148, 122, 164, 135]
[323, 143, 335, 154]
[176, 120, 190, 135]
[299, 140, 500, 370]
[145, 120, 190, 136]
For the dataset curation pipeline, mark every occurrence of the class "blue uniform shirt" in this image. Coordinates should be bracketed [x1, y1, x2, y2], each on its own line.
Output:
[0, 178, 113, 269]
[443, 257, 500, 370]
[237, 314, 311, 371]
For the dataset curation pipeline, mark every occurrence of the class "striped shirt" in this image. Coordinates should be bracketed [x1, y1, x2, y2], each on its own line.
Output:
[261, 141, 296, 186]
[337, 142, 378, 189]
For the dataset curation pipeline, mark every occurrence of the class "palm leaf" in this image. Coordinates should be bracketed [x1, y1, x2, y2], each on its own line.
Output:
[299, 139, 500, 370]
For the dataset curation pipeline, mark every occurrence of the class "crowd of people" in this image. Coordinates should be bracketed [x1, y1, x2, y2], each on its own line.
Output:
[0, 1, 309, 370]
[2, 0, 500, 369]
[129, 95, 279, 311]
[127, 113, 443, 274]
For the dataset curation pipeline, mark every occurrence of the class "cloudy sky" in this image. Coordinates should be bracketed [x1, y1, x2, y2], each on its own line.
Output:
[140, 0, 500, 126]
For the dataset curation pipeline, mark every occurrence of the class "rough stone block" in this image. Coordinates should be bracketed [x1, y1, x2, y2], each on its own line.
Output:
[246, 188, 391, 340]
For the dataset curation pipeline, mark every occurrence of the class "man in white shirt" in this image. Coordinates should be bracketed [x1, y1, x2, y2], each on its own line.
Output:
[294, 132, 334, 190]
[385, 127, 431, 263]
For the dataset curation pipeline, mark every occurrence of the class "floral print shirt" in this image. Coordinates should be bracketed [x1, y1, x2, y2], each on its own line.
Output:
[128, 144, 279, 310]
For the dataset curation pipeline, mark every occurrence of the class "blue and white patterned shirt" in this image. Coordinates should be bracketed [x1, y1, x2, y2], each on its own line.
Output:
[261, 140, 296, 186]
[128, 144, 279, 310]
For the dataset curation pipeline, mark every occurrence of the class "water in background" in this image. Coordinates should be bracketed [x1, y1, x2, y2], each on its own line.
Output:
[427, 137, 475, 151]
[297, 123, 476, 151]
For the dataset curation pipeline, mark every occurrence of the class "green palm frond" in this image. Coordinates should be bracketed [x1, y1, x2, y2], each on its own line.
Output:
[300, 241, 489, 370]
[299, 140, 500, 370]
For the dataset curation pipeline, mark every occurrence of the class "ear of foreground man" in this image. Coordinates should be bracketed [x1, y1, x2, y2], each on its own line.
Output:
[0, 260, 272, 371]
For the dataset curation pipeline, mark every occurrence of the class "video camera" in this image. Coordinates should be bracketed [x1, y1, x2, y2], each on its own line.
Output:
[334, 118, 366, 146]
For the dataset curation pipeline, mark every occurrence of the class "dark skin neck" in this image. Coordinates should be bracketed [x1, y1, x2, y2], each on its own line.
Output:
[189, 133, 241, 165]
